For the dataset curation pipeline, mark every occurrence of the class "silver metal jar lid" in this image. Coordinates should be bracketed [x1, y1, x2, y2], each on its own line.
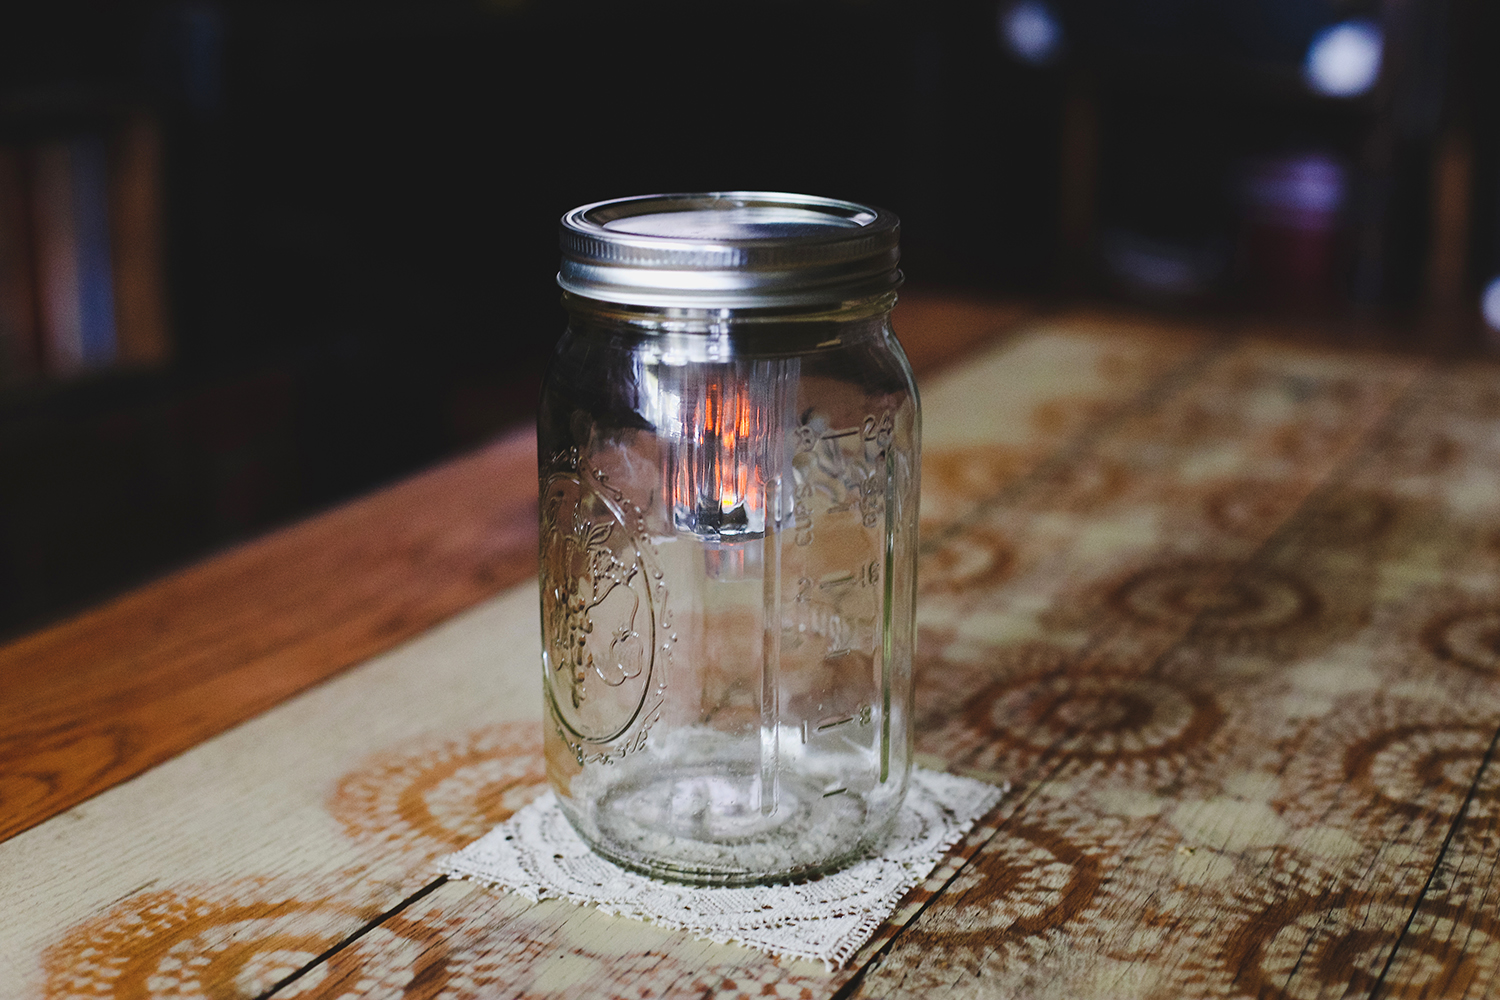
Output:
[558, 192, 901, 309]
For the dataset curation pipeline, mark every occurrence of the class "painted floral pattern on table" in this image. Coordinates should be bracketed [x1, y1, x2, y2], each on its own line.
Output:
[35, 329, 1500, 998]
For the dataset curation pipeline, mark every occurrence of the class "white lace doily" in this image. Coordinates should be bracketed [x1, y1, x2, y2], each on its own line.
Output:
[438, 768, 1005, 969]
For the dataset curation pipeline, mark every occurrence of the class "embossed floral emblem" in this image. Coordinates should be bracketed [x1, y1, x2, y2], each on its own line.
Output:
[539, 460, 670, 761]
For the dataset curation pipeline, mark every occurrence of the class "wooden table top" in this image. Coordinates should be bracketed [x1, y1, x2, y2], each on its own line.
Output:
[4, 296, 1500, 999]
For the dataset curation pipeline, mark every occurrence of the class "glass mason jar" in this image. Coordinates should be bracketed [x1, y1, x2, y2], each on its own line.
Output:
[538, 192, 920, 885]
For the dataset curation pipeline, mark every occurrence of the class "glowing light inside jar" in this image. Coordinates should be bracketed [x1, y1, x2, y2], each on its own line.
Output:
[673, 376, 771, 538]
[639, 352, 794, 543]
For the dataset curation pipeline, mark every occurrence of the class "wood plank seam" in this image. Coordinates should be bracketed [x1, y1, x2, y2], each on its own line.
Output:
[1225, 359, 1500, 997]
[253, 876, 451, 1000]
[822, 335, 1250, 997]
[1044, 360, 1440, 1000]
[1369, 722, 1500, 999]
[824, 745, 1124, 999]
[1105, 360, 1471, 999]
[144, 302, 1048, 995]
[23, 318, 1495, 997]
[234, 314, 1190, 995]
[855, 340, 1436, 996]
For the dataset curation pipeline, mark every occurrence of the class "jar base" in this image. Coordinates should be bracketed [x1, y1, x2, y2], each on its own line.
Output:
[563, 761, 898, 886]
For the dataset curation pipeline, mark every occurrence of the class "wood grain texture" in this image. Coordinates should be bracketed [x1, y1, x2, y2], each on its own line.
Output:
[0, 425, 541, 845]
[0, 584, 544, 994]
[847, 347, 1500, 999]
[14, 309, 1500, 999]
[0, 320, 1198, 999]
[263, 330, 1500, 999]
[887, 290, 1032, 375]
[0, 289, 1028, 849]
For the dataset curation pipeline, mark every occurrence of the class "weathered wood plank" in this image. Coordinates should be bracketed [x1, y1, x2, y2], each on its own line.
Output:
[886, 290, 1033, 376]
[34, 317, 1498, 1000]
[1336, 366, 1500, 1000]
[0, 320, 1208, 1000]
[2, 585, 542, 996]
[0, 290, 1022, 849]
[263, 330, 1470, 1000]
[0, 425, 542, 846]
[853, 353, 1500, 998]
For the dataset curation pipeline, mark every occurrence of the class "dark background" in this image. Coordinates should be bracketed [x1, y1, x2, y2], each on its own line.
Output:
[0, 0, 1495, 637]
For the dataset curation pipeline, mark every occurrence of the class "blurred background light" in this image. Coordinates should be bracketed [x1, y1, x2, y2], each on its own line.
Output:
[1239, 153, 1348, 308]
[998, 0, 1064, 67]
[1, 0, 1496, 638]
[1242, 153, 1347, 228]
[1304, 19, 1384, 98]
[1100, 230, 1224, 300]
[1483, 277, 1500, 333]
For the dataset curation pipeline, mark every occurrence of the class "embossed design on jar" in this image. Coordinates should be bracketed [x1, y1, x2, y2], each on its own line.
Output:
[540, 461, 671, 761]
[794, 410, 895, 537]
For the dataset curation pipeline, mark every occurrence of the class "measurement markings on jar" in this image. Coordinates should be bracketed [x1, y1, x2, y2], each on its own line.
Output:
[801, 705, 875, 743]
[818, 561, 881, 590]
[822, 787, 849, 798]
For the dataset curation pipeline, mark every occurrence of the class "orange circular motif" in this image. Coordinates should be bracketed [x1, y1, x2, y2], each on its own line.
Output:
[393, 901, 832, 1000]
[42, 875, 447, 1000]
[1349, 722, 1500, 822]
[970, 669, 1222, 764]
[1204, 483, 1397, 550]
[1201, 481, 1303, 540]
[678, 964, 824, 1000]
[1421, 607, 1500, 675]
[871, 800, 1130, 992]
[1222, 896, 1500, 1000]
[1046, 557, 1364, 663]
[912, 642, 1066, 736]
[44, 875, 833, 1000]
[920, 526, 1016, 594]
[1110, 560, 1319, 636]
[1386, 431, 1461, 475]
[911, 821, 1103, 941]
[924, 446, 1034, 506]
[1275, 696, 1500, 845]
[1027, 453, 1130, 512]
[329, 722, 547, 862]
[919, 654, 1225, 787]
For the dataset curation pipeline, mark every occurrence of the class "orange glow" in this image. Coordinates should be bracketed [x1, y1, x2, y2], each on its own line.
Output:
[670, 376, 768, 534]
